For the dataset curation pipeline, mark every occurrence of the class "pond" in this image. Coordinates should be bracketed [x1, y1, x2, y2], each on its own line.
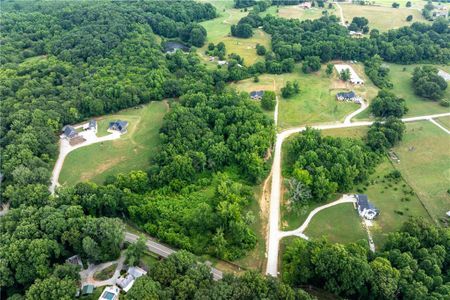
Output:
[163, 41, 190, 54]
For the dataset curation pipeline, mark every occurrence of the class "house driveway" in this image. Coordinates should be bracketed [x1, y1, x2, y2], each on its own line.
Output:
[49, 126, 121, 194]
[80, 253, 125, 287]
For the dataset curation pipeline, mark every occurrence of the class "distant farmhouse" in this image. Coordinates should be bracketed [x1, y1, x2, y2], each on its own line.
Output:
[355, 194, 379, 220]
[336, 91, 362, 104]
[250, 90, 264, 100]
[349, 31, 363, 37]
[108, 120, 128, 134]
[432, 6, 448, 19]
[298, 2, 312, 9]
[334, 64, 365, 85]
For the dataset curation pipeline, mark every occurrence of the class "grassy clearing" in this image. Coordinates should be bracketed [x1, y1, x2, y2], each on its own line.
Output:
[353, 157, 431, 246]
[231, 63, 378, 129]
[198, 0, 271, 66]
[277, 6, 336, 20]
[436, 117, 450, 130]
[140, 251, 160, 270]
[304, 203, 367, 244]
[341, 3, 428, 31]
[355, 64, 450, 120]
[93, 263, 117, 281]
[60, 101, 168, 185]
[391, 121, 450, 224]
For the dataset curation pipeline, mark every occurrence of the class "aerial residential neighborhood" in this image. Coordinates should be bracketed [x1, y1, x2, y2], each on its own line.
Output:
[1, 0, 449, 299]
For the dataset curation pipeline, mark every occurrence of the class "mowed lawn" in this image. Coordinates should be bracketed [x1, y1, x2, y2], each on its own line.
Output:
[276, 6, 336, 20]
[355, 64, 450, 120]
[304, 203, 368, 244]
[59, 101, 168, 185]
[198, 0, 271, 65]
[321, 127, 431, 247]
[437, 117, 450, 130]
[341, 3, 428, 31]
[391, 121, 450, 223]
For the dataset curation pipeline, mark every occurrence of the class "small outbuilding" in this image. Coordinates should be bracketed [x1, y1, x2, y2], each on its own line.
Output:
[81, 284, 94, 296]
[250, 90, 264, 100]
[66, 255, 83, 268]
[108, 120, 128, 134]
[355, 194, 379, 220]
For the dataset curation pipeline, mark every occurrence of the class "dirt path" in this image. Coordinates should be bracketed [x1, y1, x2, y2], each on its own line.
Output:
[334, 1, 346, 26]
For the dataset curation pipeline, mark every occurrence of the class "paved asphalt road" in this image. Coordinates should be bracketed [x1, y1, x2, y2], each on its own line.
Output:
[125, 232, 223, 281]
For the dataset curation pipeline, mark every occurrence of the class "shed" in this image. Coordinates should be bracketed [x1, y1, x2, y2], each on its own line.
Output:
[82, 284, 94, 295]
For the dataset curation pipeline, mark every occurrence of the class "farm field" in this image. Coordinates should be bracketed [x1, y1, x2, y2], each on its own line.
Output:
[198, 0, 271, 65]
[59, 101, 168, 185]
[341, 3, 428, 31]
[303, 203, 367, 244]
[355, 63, 450, 120]
[391, 121, 450, 224]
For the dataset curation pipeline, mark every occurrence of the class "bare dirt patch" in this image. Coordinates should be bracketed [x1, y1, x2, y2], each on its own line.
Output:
[79, 156, 125, 181]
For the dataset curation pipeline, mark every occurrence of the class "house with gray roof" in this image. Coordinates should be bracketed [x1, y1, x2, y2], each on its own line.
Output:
[61, 125, 78, 139]
[108, 120, 128, 134]
[355, 194, 379, 220]
[250, 90, 264, 100]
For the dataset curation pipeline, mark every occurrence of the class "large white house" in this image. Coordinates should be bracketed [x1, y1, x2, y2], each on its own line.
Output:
[355, 194, 379, 220]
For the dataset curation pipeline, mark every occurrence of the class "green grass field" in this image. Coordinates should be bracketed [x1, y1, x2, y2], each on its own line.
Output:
[198, 0, 271, 66]
[356, 64, 450, 120]
[276, 6, 336, 20]
[231, 63, 378, 129]
[354, 158, 431, 246]
[59, 101, 168, 185]
[437, 117, 450, 130]
[303, 203, 368, 244]
[341, 3, 429, 31]
[391, 121, 450, 224]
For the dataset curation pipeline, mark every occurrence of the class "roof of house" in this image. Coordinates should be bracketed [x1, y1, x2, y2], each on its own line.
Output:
[337, 91, 356, 99]
[109, 120, 128, 131]
[128, 266, 147, 278]
[88, 119, 96, 128]
[116, 274, 134, 290]
[356, 194, 378, 211]
[62, 125, 77, 138]
[250, 90, 264, 98]
[82, 284, 94, 295]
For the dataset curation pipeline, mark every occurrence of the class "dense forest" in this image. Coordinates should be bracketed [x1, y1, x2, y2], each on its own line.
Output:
[283, 218, 450, 299]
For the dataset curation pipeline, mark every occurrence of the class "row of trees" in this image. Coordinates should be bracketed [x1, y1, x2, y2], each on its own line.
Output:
[262, 14, 449, 66]
[364, 55, 393, 89]
[126, 250, 314, 300]
[283, 217, 450, 299]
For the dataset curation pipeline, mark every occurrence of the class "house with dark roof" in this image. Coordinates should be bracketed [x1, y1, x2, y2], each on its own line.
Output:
[355, 194, 379, 220]
[336, 91, 362, 104]
[108, 120, 128, 134]
[61, 125, 78, 139]
[250, 90, 264, 100]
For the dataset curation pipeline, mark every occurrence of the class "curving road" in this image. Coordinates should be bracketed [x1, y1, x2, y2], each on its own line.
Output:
[266, 111, 450, 276]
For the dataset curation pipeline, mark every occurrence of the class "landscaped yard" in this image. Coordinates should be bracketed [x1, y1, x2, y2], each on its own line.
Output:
[303, 203, 367, 244]
[198, 0, 271, 65]
[341, 3, 428, 31]
[93, 263, 117, 281]
[391, 121, 450, 224]
[59, 101, 168, 185]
